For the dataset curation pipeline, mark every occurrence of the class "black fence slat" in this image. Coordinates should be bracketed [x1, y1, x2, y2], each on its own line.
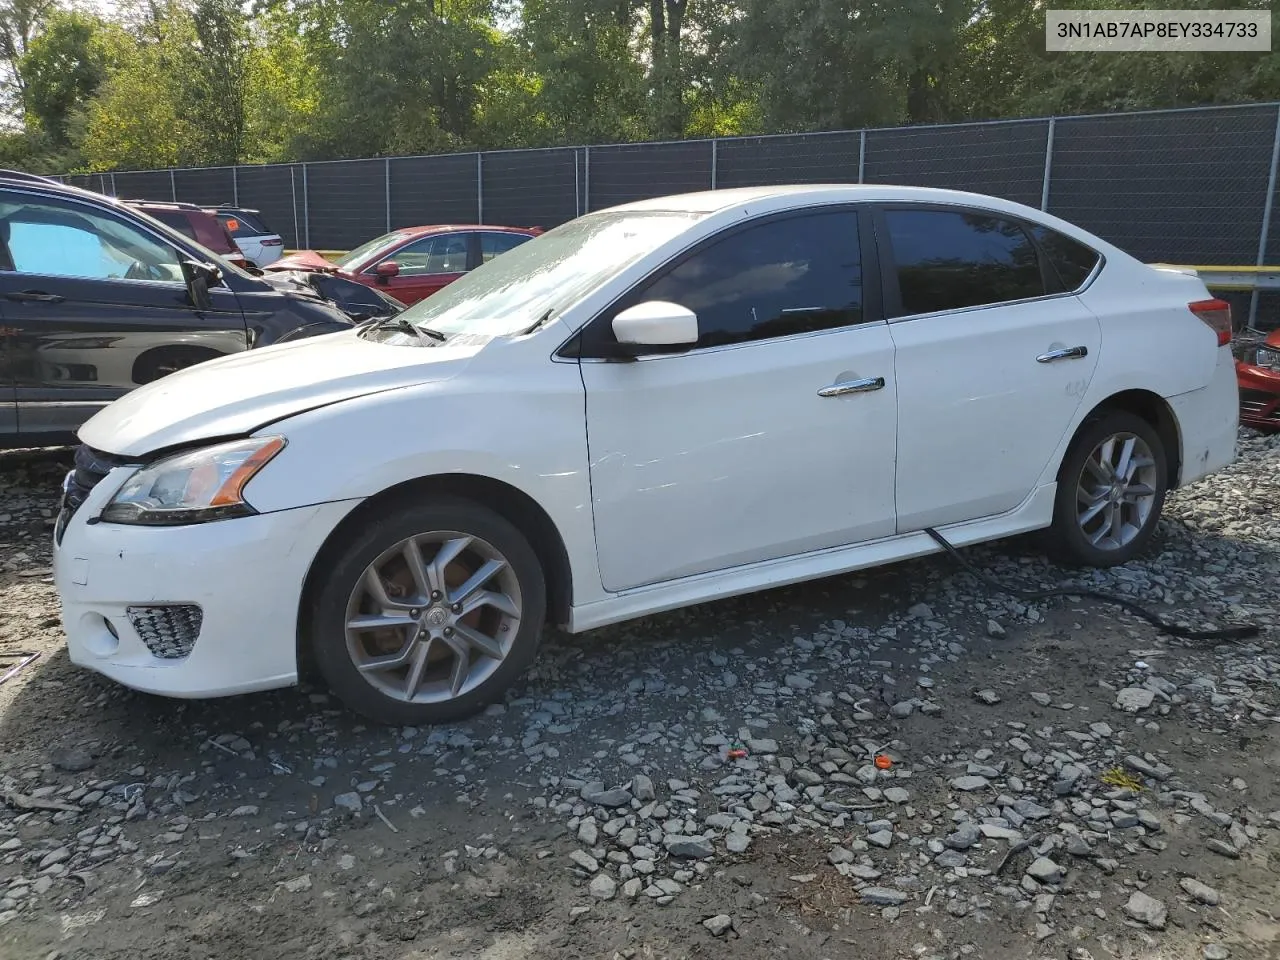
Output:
[481, 148, 580, 229]
[1049, 106, 1278, 266]
[716, 132, 862, 188]
[112, 170, 173, 202]
[172, 167, 236, 207]
[306, 160, 387, 251]
[587, 141, 712, 211]
[389, 155, 479, 230]
[235, 164, 302, 248]
[864, 121, 1050, 208]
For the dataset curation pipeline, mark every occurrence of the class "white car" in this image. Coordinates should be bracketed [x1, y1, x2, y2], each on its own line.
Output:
[52, 185, 1239, 725]
[214, 207, 284, 267]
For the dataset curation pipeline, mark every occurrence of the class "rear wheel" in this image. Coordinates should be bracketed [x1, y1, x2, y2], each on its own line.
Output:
[1047, 410, 1168, 567]
[309, 498, 546, 725]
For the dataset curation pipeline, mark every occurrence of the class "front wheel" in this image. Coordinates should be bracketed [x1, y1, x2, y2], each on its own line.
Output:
[309, 498, 546, 725]
[1046, 411, 1168, 567]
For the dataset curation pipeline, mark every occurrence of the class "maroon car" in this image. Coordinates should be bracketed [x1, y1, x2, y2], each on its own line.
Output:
[267, 224, 541, 306]
[126, 201, 250, 270]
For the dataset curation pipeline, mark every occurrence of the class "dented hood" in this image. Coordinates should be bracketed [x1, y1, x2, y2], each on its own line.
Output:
[78, 329, 479, 457]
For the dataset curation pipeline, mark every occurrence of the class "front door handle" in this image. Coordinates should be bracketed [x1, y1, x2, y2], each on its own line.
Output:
[6, 290, 65, 303]
[818, 376, 885, 397]
[1037, 345, 1088, 363]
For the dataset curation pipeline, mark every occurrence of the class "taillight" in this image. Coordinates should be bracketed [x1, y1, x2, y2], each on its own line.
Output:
[1188, 298, 1232, 346]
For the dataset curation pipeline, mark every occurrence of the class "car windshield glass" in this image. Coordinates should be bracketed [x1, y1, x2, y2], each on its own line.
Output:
[398, 210, 703, 338]
[336, 232, 411, 268]
[124, 204, 253, 280]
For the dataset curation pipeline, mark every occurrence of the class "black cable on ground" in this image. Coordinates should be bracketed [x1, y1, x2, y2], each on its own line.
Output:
[922, 527, 1261, 643]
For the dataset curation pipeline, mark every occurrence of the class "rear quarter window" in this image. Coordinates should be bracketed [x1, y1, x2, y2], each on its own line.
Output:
[1028, 225, 1101, 291]
[220, 212, 270, 237]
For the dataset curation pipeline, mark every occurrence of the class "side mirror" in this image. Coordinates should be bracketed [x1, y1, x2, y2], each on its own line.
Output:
[180, 259, 220, 312]
[374, 261, 400, 282]
[611, 300, 698, 356]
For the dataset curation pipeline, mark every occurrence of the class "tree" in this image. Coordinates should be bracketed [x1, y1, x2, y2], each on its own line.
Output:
[0, 0, 54, 113]
[180, 0, 250, 165]
[20, 10, 120, 145]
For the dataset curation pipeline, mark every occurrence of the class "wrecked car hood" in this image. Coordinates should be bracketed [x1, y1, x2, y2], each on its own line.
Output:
[78, 329, 479, 458]
[260, 269, 404, 321]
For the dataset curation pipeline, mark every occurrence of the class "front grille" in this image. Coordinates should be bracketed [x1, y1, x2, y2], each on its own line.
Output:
[57, 445, 138, 544]
[127, 605, 203, 660]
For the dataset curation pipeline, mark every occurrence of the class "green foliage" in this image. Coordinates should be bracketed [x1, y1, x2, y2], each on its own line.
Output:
[4, 0, 1280, 175]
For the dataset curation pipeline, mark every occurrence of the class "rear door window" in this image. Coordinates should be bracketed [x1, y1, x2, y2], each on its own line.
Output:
[882, 208, 1045, 317]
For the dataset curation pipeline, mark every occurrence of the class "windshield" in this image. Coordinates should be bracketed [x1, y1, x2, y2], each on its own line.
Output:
[336, 231, 411, 268]
[397, 210, 703, 338]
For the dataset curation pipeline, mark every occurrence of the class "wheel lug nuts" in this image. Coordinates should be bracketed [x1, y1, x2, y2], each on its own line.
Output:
[431, 591, 442, 601]
[410, 609, 420, 618]
[443, 626, 454, 637]
[451, 603, 462, 614]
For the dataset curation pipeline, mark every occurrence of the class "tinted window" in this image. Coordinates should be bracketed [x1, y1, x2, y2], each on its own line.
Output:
[219, 211, 270, 237]
[884, 209, 1044, 317]
[633, 210, 864, 349]
[1028, 224, 1100, 291]
[480, 231, 530, 262]
[386, 233, 470, 275]
[0, 194, 184, 283]
[148, 209, 199, 241]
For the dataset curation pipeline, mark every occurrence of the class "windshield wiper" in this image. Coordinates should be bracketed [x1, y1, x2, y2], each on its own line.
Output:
[359, 316, 442, 345]
[518, 308, 556, 337]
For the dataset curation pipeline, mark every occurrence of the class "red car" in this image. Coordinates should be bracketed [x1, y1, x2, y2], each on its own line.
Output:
[1235, 326, 1280, 431]
[126, 201, 250, 270]
[266, 225, 542, 305]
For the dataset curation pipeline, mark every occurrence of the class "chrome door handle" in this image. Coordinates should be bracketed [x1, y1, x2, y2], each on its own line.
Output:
[1037, 345, 1088, 363]
[817, 376, 885, 397]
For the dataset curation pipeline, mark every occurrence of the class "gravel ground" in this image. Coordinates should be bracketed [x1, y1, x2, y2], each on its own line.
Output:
[1, 432, 1278, 960]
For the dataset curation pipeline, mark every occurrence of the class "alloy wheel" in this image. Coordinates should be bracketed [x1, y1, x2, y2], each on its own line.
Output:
[344, 532, 523, 704]
[1075, 431, 1159, 551]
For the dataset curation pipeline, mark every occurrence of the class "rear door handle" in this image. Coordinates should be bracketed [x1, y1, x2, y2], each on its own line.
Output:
[818, 376, 885, 397]
[1037, 345, 1088, 363]
[6, 290, 65, 303]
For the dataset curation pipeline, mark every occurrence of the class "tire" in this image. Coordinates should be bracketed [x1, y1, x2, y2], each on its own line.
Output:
[309, 497, 547, 725]
[1046, 410, 1168, 568]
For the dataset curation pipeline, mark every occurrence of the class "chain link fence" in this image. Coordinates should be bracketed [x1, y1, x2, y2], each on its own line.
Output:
[58, 102, 1280, 303]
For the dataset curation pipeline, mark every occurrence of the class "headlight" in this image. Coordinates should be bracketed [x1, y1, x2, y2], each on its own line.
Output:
[99, 436, 286, 525]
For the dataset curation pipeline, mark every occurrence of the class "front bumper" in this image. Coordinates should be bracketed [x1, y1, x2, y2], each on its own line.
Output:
[54, 466, 359, 698]
[1237, 359, 1280, 431]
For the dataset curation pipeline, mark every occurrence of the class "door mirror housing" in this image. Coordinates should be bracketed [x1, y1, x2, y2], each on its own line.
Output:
[374, 261, 400, 282]
[181, 259, 220, 312]
[610, 300, 698, 357]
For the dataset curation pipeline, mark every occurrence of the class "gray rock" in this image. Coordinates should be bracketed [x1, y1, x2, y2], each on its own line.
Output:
[333, 792, 362, 813]
[1030, 692, 1052, 706]
[589, 874, 617, 900]
[945, 823, 982, 850]
[230, 805, 259, 817]
[867, 830, 893, 849]
[890, 701, 915, 719]
[907, 603, 933, 619]
[883, 787, 909, 804]
[631, 775, 656, 802]
[569, 850, 600, 872]
[51, 747, 95, 773]
[703, 914, 733, 936]
[974, 689, 1002, 705]
[934, 849, 967, 869]
[37, 847, 69, 870]
[1207, 839, 1241, 859]
[665, 836, 714, 859]
[584, 788, 632, 808]
[622, 877, 643, 899]
[861, 887, 908, 906]
[1203, 945, 1230, 960]
[1013, 799, 1052, 820]
[726, 833, 751, 854]
[1136, 809, 1163, 832]
[746, 738, 778, 754]
[1115, 688, 1155, 712]
[281, 875, 311, 893]
[950, 775, 990, 792]
[1124, 891, 1167, 929]
[1026, 857, 1063, 885]
[1180, 877, 1221, 906]
[827, 846, 855, 865]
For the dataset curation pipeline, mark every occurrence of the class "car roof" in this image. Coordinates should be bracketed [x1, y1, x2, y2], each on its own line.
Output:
[607, 184, 1034, 214]
[391, 224, 541, 238]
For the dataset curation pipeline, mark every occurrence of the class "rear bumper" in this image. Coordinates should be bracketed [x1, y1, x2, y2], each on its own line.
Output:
[1169, 346, 1239, 487]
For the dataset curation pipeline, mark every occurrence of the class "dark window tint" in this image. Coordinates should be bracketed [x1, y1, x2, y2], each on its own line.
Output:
[480, 231, 530, 262]
[384, 232, 469, 275]
[219, 211, 271, 238]
[637, 210, 864, 349]
[148, 209, 198, 241]
[884, 209, 1044, 317]
[1028, 224, 1100, 291]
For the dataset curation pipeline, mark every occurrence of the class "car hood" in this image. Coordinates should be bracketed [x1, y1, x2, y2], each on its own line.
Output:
[259, 269, 403, 321]
[265, 250, 342, 273]
[78, 330, 479, 458]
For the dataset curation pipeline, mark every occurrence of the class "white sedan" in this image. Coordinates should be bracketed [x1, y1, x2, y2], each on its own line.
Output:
[52, 185, 1240, 725]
